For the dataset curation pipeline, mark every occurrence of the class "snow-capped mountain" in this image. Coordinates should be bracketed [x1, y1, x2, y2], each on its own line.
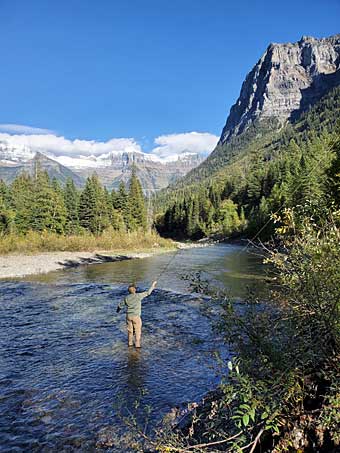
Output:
[0, 140, 205, 191]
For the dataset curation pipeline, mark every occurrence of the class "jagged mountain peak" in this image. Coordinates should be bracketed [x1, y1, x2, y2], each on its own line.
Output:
[0, 144, 205, 192]
[220, 34, 340, 144]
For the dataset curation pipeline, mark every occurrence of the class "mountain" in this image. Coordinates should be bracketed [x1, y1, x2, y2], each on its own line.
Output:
[0, 151, 84, 186]
[220, 34, 340, 144]
[67, 151, 205, 193]
[166, 34, 340, 189]
[0, 140, 205, 191]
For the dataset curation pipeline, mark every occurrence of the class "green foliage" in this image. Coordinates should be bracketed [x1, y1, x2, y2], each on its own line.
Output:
[129, 167, 148, 231]
[0, 166, 148, 239]
[327, 136, 340, 204]
[64, 178, 80, 234]
[216, 199, 244, 236]
[0, 179, 14, 233]
[151, 209, 340, 452]
[156, 86, 340, 241]
[10, 172, 35, 233]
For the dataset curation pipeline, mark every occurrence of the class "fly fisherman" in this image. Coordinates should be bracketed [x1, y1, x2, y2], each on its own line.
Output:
[117, 281, 157, 348]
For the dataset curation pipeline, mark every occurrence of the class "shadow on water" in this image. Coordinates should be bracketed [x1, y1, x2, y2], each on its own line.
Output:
[0, 244, 266, 451]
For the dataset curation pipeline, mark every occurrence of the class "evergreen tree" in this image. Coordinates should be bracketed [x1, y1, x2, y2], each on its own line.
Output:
[111, 187, 125, 230]
[128, 168, 147, 231]
[0, 180, 14, 233]
[31, 169, 66, 233]
[79, 176, 97, 232]
[78, 174, 112, 234]
[327, 137, 340, 204]
[64, 178, 80, 234]
[103, 186, 118, 229]
[115, 181, 131, 230]
[11, 172, 35, 233]
[91, 174, 110, 234]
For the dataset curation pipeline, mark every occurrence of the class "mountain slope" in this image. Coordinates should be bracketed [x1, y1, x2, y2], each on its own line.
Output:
[70, 151, 204, 192]
[221, 34, 340, 143]
[0, 139, 205, 191]
[157, 84, 340, 239]
[0, 153, 84, 186]
[166, 34, 340, 190]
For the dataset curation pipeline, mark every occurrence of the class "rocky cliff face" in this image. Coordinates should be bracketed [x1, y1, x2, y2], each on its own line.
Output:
[220, 34, 340, 143]
[0, 142, 204, 192]
[0, 152, 84, 186]
[71, 151, 204, 193]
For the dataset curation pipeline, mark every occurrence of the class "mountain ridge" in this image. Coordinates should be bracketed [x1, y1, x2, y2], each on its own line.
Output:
[161, 33, 340, 192]
[0, 143, 205, 191]
[220, 33, 340, 144]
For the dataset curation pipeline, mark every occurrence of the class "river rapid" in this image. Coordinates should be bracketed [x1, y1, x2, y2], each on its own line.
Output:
[0, 244, 265, 452]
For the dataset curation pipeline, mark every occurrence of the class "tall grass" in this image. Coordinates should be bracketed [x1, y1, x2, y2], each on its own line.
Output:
[0, 228, 175, 255]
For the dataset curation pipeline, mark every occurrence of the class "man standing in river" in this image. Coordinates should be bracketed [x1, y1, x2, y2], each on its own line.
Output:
[117, 281, 157, 348]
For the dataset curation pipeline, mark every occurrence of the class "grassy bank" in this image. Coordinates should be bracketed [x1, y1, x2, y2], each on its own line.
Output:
[0, 229, 175, 255]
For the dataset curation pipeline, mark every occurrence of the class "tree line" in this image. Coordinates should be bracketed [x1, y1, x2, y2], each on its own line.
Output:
[157, 86, 340, 239]
[0, 167, 148, 236]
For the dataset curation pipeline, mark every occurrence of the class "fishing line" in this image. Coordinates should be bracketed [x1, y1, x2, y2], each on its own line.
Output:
[155, 246, 183, 283]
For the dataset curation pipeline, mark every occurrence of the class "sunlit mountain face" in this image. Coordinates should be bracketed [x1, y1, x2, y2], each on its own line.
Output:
[0, 139, 207, 191]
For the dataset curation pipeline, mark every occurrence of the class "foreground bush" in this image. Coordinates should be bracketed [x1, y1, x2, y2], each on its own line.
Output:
[0, 228, 174, 255]
[126, 209, 339, 452]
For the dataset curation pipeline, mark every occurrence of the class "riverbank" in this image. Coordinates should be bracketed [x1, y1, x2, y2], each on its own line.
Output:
[0, 241, 213, 279]
[0, 248, 174, 279]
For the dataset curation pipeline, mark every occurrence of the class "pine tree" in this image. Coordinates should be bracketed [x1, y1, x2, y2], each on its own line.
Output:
[327, 137, 340, 203]
[115, 181, 131, 230]
[11, 172, 35, 233]
[79, 176, 97, 233]
[111, 187, 125, 230]
[31, 169, 66, 233]
[0, 180, 14, 233]
[64, 178, 80, 234]
[103, 186, 117, 229]
[129, 168, 147, 231]
[78, 174, 111, 234]
[90, 174, 110, 234]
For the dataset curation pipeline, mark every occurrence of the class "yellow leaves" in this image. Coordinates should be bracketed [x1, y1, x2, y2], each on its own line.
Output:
[271, 208, 296, 236]
[156, 446, 174, 453]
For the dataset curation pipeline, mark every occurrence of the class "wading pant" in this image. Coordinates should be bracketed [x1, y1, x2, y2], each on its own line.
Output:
[126, 315, 142, 347]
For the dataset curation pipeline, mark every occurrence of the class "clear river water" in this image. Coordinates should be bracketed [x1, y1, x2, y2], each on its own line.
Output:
[0, 244, 265, 452]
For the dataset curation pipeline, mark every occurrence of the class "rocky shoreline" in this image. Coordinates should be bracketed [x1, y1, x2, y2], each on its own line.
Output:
[0, 250, 169, 280]
[0, 242, 212, 280]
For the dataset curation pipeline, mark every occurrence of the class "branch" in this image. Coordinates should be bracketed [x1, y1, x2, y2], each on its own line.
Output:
[249, 428, 264, 453]
[162, 430, 243, 452]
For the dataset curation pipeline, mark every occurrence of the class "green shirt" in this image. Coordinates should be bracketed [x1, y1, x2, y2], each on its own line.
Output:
[118, 286, 154, 317]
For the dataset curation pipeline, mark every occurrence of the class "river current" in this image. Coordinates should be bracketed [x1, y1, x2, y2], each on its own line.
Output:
[0, 244, 265, 452]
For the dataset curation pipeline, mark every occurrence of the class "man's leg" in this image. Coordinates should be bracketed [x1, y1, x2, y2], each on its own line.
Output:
[126, 316, 134, 346]
[133, 316, 142, 348]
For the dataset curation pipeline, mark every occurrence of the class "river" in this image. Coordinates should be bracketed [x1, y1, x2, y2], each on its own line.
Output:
[0, 244, 265, 452]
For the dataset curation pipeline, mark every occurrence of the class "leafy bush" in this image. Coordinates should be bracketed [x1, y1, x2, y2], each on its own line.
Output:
[151, 209, 340, 452]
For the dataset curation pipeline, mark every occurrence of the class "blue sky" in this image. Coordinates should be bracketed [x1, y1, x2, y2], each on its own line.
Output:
[1, 0, 339, 157]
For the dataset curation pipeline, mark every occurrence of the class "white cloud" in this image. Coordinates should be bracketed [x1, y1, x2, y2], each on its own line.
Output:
[0, 132, 142, 157]
[0, 126, 219, 166]
[150, 132, 219, 160]
[0, 123, 54, 135]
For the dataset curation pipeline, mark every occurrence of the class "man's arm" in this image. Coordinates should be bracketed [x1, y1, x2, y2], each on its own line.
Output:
[116, 297, 126, 313]
[141, 281, 157, 298]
